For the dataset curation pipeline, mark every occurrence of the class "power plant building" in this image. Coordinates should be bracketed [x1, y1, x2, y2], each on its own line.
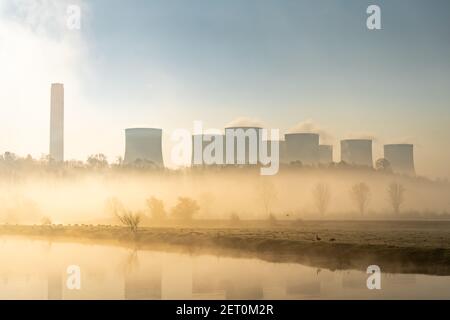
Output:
[50, 83, 64, 162]
[224, 127, 263, 165]
[285, 133, 320, 165]
[340, 139, 373, 167]
[261, 139, 286, 165]
[384, 144, 415, 175]
[318, 145, 333, 165]
[124, 128, 164, 167]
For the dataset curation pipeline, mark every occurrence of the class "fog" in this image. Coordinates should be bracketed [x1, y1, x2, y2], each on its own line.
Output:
[0, 165, 449, 225]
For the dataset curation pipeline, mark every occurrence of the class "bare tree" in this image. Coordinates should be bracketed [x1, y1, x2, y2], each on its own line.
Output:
[116, 211, 142, 233]
[41, 216, 52, 226]
[258, 178, 277, 217]
[230, 212, 241, 225]
[268, 213, 278, 226]
[375, 158, 392, 173]
[351, 183, 371, 215]
[171, 197, 200, 221]
[106, 197, 141, 233]
[146, 197, 167, 221]
[87, 154, 108, 169]
[387, 182, 406, 214]
[313, 183, 331, 216]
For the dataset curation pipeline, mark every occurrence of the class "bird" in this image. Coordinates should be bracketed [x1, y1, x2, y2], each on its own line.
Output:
[315, 234, 322, 241]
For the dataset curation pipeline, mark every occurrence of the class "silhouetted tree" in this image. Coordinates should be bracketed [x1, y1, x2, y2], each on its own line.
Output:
[268, 213, 278, 226]
[230, 212, 241, 225]
[313, 183, 331, 216]
[171, 197, 200, 221]
[106, 197, 141, 233]
[146, 197, 166, 221]
[258, 178, 277, 216]
[87, 154, 108, 169]
[375, 158, 392, 173]
[351, 183, 371, 215]
[41, 216, 52, 226]
[387, 182, 406, 214]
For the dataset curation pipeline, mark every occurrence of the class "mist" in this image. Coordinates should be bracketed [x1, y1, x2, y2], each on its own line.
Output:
[1, 165, 449, 225]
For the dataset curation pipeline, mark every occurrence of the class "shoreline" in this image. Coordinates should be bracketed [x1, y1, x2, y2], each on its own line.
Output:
[1, 222, 449, 276]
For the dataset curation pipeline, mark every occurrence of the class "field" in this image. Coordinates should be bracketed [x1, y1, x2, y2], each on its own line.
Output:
[1, 220, 449, 276]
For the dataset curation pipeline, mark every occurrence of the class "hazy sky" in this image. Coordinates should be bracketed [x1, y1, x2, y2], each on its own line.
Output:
[0, 0, 449, 177]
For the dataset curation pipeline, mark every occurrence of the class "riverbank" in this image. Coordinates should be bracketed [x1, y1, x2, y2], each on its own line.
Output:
[1, 221, 449, 275]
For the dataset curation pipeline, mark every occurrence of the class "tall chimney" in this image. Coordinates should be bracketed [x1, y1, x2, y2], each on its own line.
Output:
[50, 83, 64, 162]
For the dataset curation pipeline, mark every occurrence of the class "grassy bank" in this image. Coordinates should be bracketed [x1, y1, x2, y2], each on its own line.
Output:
[1, 221, 449, 276]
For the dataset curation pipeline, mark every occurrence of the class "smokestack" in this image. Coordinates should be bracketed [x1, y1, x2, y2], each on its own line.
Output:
[340, 139, 373, 167]
[124, 128, 164, 167]
[50, 83, 64, 162]
[285, 133, 319, 165]
[384, 144, 415, 175]
[319, 145, 333, 165]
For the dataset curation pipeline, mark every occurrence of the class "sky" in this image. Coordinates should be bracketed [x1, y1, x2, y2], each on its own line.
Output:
[0, 0, 449, 178]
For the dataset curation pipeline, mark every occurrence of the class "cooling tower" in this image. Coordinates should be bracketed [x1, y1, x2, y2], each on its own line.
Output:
[279, 140, 288, 164]
[124, 128, 164, 167]
[224, 127, 262, 165]
[50, 83, 64, 162]
[384, 144, 415, 175]
[319, 145, 333, 165]
[191, 134, 225, 166]
[340, 139, 373, 167]
[285, 133, 319, 165]
[261, 140, 285, 164]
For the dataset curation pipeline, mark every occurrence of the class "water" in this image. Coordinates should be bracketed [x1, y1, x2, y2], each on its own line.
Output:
[0, 236, 449, 300]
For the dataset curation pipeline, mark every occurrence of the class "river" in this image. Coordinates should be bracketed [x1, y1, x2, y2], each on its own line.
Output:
[0, 236, 449, 300]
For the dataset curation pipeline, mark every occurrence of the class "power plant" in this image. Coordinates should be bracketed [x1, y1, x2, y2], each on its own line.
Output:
[49, 83, 64, 162]
[340, 139, 373, 167]
[318, 145, 333, 165]
[124, 128, 164, 167]
[41, 83, 421, 174]
[279, 140, 288, 164]
[285, 133, 319, 165]
[384, 144, 415, 175]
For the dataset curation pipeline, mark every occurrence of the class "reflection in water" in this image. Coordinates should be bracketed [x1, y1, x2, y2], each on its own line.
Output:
[0, 236, 449, 300]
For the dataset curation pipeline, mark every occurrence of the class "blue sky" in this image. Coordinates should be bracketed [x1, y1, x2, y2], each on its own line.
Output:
[0, 0, 449, 177]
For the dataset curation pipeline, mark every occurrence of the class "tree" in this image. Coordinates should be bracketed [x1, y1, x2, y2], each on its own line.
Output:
[313, 183, 331, 216]
[387, 182, 406, 214]
[106, 197, 141, 233]
[268, 213, 277, 226]
[375, 158, 392, 173]
[87, 154, 108, 169]
[351, 183, 371, 215]
[146, 197, 166, 221]
[258, 178, 277, 216]
[230, 212, 241, 225]
[171, 197, 200, 221]
[41, 216, 52, 226]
